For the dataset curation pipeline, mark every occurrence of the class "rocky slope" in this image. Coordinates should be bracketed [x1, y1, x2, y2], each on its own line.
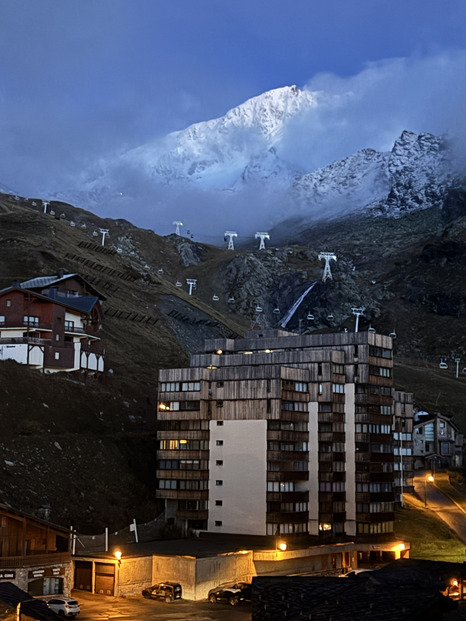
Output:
[1, 189, 466, 533]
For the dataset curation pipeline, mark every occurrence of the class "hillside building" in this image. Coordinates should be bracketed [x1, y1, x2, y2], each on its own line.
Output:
[0, 504, 72, 596]
[0, 272, 105, 373]
[156, 328, 414, 541]
[413, 411, 464, 470]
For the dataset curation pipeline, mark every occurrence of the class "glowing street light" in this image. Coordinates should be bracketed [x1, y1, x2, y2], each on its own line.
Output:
[424, 474, 434, 508]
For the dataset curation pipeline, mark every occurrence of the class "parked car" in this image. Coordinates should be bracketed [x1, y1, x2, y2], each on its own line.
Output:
[208, 582, 252, 606]
[141, 582, 182, 602]
[44, 597, 80, 618]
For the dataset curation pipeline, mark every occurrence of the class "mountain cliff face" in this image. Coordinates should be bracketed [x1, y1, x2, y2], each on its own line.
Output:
[55, 85, 464, 234]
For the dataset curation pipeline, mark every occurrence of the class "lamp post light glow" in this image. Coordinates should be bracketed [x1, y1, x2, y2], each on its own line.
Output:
[114, 550, 122, 565]
[424, 475, 434, 508]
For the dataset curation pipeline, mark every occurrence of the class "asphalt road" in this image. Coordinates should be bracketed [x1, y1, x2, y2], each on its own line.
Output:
[413, 472, 466, 544]
[74, 590, 252, 620]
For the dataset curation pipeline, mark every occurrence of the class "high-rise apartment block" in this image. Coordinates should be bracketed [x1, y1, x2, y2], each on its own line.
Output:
[156, 329, 413, 540]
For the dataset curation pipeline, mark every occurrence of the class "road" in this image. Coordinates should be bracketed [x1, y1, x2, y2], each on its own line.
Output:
[73, 590, 252, 620]
[413, 472, 466, 543]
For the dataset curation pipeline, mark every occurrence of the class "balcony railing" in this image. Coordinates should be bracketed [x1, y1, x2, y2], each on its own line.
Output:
[0, 552, 71, 569]
[0, 320, 52, 331]
[0, 336, 46, 345]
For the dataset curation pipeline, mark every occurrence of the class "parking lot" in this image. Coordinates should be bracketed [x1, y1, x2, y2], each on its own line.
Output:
[73, 590, 252, 620]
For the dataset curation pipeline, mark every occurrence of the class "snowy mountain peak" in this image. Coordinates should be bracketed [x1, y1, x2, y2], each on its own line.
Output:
[124, 85, 318, 187]
[55, 85, 463, 235]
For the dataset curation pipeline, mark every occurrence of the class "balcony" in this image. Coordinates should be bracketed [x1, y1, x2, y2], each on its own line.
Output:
[0, 320, 52, 331]
[0, 552, 71, 569]
[0, 336, 46, 345]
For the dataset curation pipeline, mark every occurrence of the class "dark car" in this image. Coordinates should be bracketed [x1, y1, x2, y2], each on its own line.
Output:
[141, 582, 182, 602]
[208, 582, 252, 606]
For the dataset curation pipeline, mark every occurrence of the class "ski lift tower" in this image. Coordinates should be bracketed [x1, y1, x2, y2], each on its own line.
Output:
[351, 306, 365, 332]
[173, 221, 183, 236]
[318, 252, 337, 282]
[255, 232, 270, 250]
[99, 229, 110, 246]
[186, 278, 197, 296]
[42, 200, 50, 214]
[224, 231, 238, 250]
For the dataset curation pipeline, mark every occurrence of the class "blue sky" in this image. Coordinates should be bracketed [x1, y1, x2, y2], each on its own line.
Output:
[1, 0, 465, 208]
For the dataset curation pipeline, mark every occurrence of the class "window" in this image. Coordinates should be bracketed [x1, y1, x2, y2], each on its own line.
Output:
[179, 460, 200, 470]
[6, 300, 11, 307]
[369, 346, 392, 359]
[215, 500, 223, 506]
[333, 364, 345, 375]
[181, 382, 200, 391]
[216, 460, 223, 466]
[24, 315, 39, 326]
[380, 405, 392, 415]
[217, 421, 224, 426]
[267, 481, 295, 492]
[64, 320, 74, 331]
[216, 440, 224, 446]
[332, 383, 345, 394]
[179, 480, 208, 490]
[0, 315, 4, 325]
[216, 480, 223, 486]
[54, 352, 60, 360]
[161, 382, 180, 392]
[215, 521, 222, 527]
[216, 401, 224, 408]
[159, 480, 177, 489]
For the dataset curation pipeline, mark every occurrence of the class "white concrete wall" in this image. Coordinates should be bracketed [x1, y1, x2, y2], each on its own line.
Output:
[0, 343, 43, 368]
[308, 401, 320, 535]
[208, 420, 267, 535]
[345, 383, 356, 536]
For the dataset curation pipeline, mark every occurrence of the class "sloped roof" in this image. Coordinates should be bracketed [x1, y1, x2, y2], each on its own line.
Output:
[18, 273, 106, 301]
[0, 583, 59, 620]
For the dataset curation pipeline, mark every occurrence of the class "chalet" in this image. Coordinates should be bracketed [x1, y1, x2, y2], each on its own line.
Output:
[0, 505, 73, 597]
[413, 411, 464, 470]
[0, 272, 105, 373]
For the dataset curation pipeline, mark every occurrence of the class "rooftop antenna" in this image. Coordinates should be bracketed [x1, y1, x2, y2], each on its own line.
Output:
[351, 307, 365, 332]
[42, 200, 50, 214]
[173, 221, 183, 236]
[255, 232, 270, 250]
[318, 252, 337, 282]
[186, 278, 197, 295]
[224, 231, 238, 250]
[99, 228, 110, 246]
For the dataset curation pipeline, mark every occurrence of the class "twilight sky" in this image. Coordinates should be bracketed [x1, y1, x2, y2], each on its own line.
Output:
[1, 0, 466, 232]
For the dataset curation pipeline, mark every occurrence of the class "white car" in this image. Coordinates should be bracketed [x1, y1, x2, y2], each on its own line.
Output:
[45, 597, 80, 618]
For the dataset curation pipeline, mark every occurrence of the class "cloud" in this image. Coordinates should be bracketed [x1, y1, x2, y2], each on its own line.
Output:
[279, 51, 466, 172]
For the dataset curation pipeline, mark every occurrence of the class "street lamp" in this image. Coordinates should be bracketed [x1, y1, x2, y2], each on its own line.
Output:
[424, 475, 434, 507]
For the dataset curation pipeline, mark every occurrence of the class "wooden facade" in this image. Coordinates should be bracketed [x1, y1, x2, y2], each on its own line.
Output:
[0, 272, 105, 373]
[0, 505, 72, 596]
[156, 328, 414, 541]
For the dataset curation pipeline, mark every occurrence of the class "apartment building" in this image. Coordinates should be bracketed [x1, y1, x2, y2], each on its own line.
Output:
[156, 328, 413, 540]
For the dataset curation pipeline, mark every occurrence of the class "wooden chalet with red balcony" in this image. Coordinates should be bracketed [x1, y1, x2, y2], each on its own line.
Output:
[0, 272, 105, 373]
